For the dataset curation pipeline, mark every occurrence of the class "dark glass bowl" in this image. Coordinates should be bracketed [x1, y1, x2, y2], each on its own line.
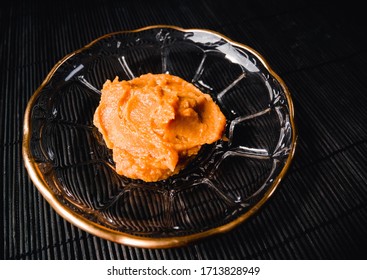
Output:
[23, 25, 297, 248]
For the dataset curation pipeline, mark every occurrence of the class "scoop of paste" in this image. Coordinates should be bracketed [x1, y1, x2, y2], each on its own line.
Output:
[93, 73, 226, 182]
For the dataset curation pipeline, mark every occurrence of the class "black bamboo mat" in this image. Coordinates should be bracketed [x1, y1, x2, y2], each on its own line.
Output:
[1, 0, 367, 259]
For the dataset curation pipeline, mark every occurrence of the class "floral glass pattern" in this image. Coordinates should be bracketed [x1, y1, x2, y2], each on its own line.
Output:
[23, 26, 297, 248]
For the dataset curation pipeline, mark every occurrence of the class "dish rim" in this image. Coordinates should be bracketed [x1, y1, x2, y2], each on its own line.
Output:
[22, 24, 298, 249]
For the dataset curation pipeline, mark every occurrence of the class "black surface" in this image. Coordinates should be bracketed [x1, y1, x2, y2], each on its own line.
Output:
[1, 0, 367, 259]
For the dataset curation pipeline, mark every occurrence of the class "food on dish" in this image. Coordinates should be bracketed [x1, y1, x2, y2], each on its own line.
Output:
[93, 73, 226, 182]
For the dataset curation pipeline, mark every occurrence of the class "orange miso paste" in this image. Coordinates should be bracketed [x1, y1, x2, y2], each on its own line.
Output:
[93, 73, 226, 182]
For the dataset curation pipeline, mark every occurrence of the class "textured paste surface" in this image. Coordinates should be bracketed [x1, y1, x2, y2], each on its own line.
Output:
[93, 73, 226, 182]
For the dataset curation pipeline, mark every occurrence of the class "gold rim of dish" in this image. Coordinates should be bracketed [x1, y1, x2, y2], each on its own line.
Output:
[22, 25, 298, 249]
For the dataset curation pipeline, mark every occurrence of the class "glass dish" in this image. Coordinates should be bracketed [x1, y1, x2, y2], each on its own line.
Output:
[23, 25, 297, 248]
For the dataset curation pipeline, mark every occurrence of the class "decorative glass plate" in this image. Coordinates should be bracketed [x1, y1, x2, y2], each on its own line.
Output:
[23, 25, 297, 248]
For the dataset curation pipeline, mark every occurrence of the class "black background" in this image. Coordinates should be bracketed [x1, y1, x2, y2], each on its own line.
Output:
[1, 0, 367, 259]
